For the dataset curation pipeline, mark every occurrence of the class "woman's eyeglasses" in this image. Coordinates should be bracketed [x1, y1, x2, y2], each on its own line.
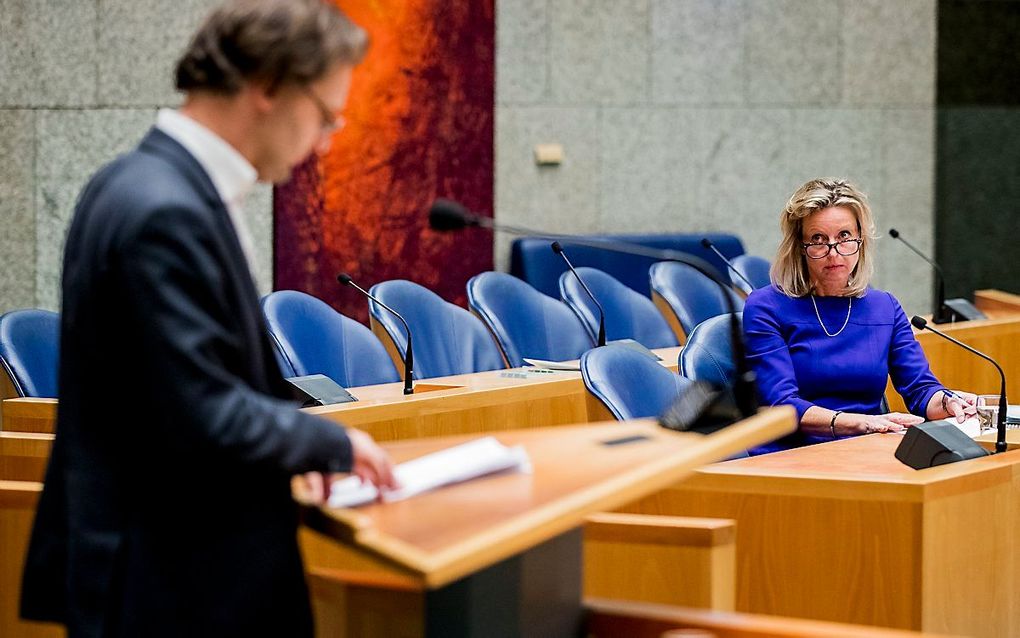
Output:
[802, 238, 862, 259]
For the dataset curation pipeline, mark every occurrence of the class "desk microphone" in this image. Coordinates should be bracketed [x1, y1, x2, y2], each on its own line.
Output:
[889, 229, 986, 324]
[700, 238, 753, 292]
[911, 315, 1007, 453]
[551, 241, 605, 347]
[337, 273, 414, 395]
[428, 199, 758, 425]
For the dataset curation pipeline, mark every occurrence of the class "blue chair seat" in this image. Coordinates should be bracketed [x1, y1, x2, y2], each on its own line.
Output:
[467, 272, 592, 368]
[559, 267, 678, 349]
[730, 255, 771, 296]
[581, 344, 690, 421]
[368, 280, 505, 379]
[0, 309, 60, 398]
[261, 290, 399, 387]
[650, 261, 744, 343]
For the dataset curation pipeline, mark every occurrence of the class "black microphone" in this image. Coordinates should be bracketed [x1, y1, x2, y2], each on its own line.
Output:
[701, 237, 754, 292]
[428, 199, 758, 422]
[551, 241, 605, 347]
[911, 315, 1007, 453]
[337, 273, 414, 395]
[889, 228, 985, 324]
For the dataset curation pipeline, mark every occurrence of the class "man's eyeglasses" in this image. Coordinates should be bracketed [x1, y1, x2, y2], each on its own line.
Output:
[802, 238, 862, 259]
[301, 86, 345, 135]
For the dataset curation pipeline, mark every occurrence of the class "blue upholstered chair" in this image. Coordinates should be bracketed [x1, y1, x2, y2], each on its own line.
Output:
[510, 233, 746, 298]
[558, 267, 679, 349]
[649, 261, 745, 344]
[581, 344, 691, 420]
[368, 280, 505, 379]
[0, 309, 60, 398]
[678, 313, 742, 390]
[730, 255, 772, 296]
[261, 290, 400, 388]
[467, 272, 592, 368]
[680, 312, 797, 455]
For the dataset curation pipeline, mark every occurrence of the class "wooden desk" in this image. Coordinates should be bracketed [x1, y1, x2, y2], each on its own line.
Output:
[621, 433, 1020, 637]
[303, 409, 795, 636]
[1, 481, 64, 638]
[974, 289, 1020, 318]
[887, 314, 1020, 412]
[0, 348, 683, 437]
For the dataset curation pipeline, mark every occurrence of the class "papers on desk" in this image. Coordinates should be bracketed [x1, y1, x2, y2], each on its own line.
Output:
[523, 358, 580, 371]
[949, 404, 1020, 438]
[327, 436, 532, 509]
[953, 416, 983, 439]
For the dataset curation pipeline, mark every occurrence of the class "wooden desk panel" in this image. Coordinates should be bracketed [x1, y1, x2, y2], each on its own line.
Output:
[887, 314, 1020, 412]
[974, 289, 1020, 318]
[620, 433, 1020, 637]
[0, 481, 64, 638]
[307, 408, 794, 589]
[1, 348, 684, 438]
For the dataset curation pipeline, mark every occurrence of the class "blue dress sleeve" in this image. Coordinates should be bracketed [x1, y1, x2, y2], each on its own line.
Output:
[743, 293, 815, 422]
[886, 293, 944, 416]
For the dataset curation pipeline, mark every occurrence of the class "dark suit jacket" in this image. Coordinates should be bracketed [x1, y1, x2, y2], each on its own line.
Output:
[21, 129, 352, 638]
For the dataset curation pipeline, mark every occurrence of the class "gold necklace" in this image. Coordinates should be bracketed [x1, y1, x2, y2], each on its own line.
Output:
[810, 294, 852, 337]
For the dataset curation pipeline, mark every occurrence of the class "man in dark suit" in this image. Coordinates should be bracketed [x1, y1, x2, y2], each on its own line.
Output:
[20, 1, 395, 636]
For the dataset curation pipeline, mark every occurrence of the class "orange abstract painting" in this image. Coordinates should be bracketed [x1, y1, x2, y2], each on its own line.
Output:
[274, 0, 494, 322]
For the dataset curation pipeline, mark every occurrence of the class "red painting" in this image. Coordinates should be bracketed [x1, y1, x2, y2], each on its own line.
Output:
[274, 0, 494, 322]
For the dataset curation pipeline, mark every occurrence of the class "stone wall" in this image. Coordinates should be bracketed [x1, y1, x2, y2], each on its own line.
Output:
[495, 0, 938, 314]
[0, 0, 272, 313]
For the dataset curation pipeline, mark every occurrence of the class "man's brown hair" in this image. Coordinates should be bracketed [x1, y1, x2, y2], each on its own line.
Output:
[175, 0, 367, 94]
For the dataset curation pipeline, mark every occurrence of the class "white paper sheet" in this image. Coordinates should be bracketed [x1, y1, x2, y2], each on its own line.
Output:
[327, 436, 532, 509]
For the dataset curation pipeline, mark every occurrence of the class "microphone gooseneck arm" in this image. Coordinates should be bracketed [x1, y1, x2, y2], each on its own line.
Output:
[911, 315, 1007, 453]
[890, 228, 948, 322]
[338, 274, 414, 395]
[429, 200, 757, 418]
[552, 241, 606, 347]
[701, 237, 754, 291]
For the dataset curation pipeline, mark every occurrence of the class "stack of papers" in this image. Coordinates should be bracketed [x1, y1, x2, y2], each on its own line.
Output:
[523, 358, 580, 371]
[327, 436, 532, 509]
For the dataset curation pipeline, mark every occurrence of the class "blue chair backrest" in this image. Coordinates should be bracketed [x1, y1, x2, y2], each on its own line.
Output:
[679, 313, 742, 389]
[261, 290, 400, 387]
[368, 280, 505, 379]
[467, 272, 592, 368]
[581, 344, 691, 420]
[559, 267, 679, 349]
[0, 309, 60, 398]
[649, 262, 744, 340]
[510, 233, 745, 298]
[730, 255, 772, 296]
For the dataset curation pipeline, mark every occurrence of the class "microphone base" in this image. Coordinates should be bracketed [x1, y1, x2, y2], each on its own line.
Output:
[931, 298, 988, 324]
[658, 381, 743, 435]
[894, 420, 989, 469]
[286, 375, 358, 407]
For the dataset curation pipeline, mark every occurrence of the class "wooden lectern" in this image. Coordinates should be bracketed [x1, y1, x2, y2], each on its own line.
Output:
[300, 407, 795, 637]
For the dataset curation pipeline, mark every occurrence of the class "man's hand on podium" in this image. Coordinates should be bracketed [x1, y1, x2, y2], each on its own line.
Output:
[348, 427, 398, 494]
[294, 428, 397, 505]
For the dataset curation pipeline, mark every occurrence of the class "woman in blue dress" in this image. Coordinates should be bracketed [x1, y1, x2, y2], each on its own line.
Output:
[743, 178, 976, 443]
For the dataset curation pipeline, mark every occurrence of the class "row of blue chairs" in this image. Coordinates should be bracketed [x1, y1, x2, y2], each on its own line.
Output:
[267, 260, 770, 385]
[0, 258, 771, 400]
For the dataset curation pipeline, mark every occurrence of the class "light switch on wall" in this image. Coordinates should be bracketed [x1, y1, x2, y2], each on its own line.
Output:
[533, 143, 564, 166]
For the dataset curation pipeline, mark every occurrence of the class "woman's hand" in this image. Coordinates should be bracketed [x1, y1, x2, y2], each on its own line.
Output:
[842, 412, 924, 435]
[945, 390, 977, 423]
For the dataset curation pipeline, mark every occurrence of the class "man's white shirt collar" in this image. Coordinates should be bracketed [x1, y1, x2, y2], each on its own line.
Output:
[155, 108, 260, 275]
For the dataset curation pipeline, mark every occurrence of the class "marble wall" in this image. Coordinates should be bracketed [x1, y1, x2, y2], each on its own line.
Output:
[0, 0, 938, 315]
[495, 0, 939, 315]
[0, 0, 273, 314]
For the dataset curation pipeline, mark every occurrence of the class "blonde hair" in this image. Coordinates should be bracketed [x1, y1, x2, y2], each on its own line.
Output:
[771, 178, 877, 298]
